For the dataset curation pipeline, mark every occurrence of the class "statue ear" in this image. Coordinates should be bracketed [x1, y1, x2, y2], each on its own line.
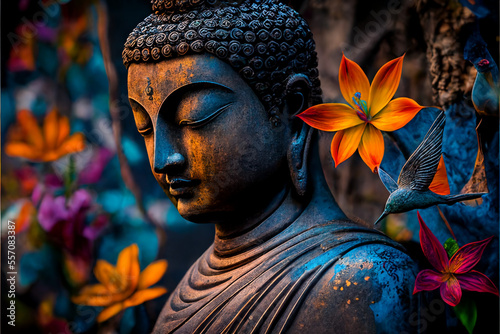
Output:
[284, 74, 313, 197]
[284, 73, 311, 116]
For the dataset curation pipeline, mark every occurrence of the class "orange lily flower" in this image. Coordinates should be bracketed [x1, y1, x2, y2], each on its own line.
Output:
[298, 54, 424, 172]
[5, 109, 85, 162]
[72, 244, 167, 323]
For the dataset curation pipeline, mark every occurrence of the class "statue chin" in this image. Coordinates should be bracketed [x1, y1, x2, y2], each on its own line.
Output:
[167, 172, 290, 227]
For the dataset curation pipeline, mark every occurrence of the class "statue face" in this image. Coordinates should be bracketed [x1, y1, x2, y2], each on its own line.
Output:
[127, 55, 290, 224]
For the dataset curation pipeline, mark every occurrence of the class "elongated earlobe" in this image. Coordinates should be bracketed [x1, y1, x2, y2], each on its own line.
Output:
[288, 122, 312, 197]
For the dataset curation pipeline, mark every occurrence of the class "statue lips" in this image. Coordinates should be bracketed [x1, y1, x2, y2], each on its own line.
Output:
[167, 178, 200, 198]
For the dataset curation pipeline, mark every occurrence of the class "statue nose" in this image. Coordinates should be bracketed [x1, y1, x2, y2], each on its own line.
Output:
[154, 151, 185, 174]
[153, 121, 186, 173]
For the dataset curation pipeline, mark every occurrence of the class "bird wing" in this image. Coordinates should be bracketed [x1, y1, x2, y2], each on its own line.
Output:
[378, 167, 398, 193]
[397, 111, 445, 191]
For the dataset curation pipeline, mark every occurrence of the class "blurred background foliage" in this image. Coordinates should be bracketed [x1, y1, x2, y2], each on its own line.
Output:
[1, 1, 213, 332]
[1, 0, 498, 333]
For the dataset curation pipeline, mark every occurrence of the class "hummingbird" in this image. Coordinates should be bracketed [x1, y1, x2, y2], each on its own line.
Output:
[375, 111, 486, 225]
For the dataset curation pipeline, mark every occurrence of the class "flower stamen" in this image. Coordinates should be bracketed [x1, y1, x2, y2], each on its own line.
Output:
[352, 92, 370, 122]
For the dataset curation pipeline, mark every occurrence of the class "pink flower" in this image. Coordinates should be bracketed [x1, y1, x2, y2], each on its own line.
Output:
[413, 212, 498, 306]
[37, 189, 108, 287]
[38, 189, 107, 255]
[78, 147, 113, 185]
[38, 195, 69, 231]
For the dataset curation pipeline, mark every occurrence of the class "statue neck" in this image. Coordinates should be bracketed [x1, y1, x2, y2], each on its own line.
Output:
[213, 145, 347, 257]
[213, 186, 302, 256]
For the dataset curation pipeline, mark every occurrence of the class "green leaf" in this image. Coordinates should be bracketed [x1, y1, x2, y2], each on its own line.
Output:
[444, 237, 459, 258]
[64, 155, 77, 199]
[453, 296, 477, 334]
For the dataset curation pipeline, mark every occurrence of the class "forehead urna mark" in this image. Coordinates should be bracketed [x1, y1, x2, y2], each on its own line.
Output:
[145, 77, 153, 100]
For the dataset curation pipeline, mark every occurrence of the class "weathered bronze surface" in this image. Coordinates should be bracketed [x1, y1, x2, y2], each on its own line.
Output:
[125, 1, 417, 333]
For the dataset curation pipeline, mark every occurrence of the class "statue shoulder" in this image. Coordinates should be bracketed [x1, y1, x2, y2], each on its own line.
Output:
[288, 243, 417, 334]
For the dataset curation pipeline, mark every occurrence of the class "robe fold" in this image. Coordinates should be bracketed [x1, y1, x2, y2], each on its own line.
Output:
[153, 218, 404, 334]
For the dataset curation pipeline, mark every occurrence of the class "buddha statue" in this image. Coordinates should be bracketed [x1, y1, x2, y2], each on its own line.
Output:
[123, 0, 417, 332]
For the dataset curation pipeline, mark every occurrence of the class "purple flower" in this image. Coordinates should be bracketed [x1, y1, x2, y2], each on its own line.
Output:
[38, 195, 68, 231]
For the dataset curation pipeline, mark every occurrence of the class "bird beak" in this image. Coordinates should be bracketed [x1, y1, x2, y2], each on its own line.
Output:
[374, 212, 388, 226]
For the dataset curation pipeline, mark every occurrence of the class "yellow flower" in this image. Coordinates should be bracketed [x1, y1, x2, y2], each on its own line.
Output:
[72, 244, 168, 323]
[5, 109, 85, 162]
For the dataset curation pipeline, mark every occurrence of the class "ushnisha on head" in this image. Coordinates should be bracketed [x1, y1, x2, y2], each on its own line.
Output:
[123, 0, 322, 120]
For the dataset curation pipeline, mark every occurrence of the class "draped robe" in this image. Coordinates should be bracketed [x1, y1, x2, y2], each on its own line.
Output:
[153, 212, 406, 334]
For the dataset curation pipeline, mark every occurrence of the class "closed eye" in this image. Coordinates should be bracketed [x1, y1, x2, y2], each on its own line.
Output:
[129, 99, 153, 137]
[137, 126, 153, 136]
[178, 102, 233, 129]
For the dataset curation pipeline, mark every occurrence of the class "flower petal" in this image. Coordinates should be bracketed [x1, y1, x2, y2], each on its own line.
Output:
[368, 55, 405, 116]
[449, 236, 493, 274]
[4, 142, 41, 161]
[330, 123, 366, 167]
[429, 156, 450, 195]
[78, 148, 114, 185]
[17, 109, 44, 149]
[418, 212, 449, 272]
[37, 195, 68, 231]
[370, 97, 423, 131]
[117, 244, 140, 291]
[440, 275, 462, 306]
[49, 133, 85, 162]
[73, 283, 108, 298]
[123, 287, 168, 308]
[296, 103, 364, 132]
[67, 189, 92, 216]
[339, 54, 370, 109]
[71, 284, 115, 306]
[72, 287, 131, 307]
[457, 270, 499, 296]
[138, 260, 168, 290]
[16, 201, 35, 233]
[94, 260, 118, 290]
[57, 116, 70, 146]
[357, 124, 384, 172]
[43, 109, 59, 151]
[97, 303, 124, 323]
[413, 269, 445, 294]
[6, 122, 25, 142]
